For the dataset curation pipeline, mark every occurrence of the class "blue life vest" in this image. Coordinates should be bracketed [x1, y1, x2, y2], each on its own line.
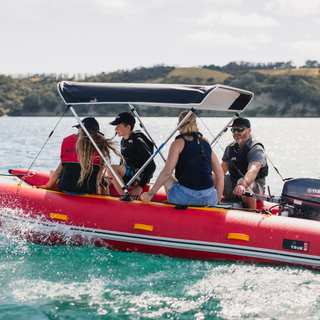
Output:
[175, 133, 213, 190]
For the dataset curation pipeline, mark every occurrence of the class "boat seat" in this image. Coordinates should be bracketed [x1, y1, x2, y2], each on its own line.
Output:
[215, 200, 245, 209]
[219, 196, 264, 210]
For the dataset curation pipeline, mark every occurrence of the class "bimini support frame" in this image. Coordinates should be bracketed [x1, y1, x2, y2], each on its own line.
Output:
[210, 113, 240, 146]
[125, 105, 198, 189]
[69, 106, 132, 201]
[129, 103, 166, 163]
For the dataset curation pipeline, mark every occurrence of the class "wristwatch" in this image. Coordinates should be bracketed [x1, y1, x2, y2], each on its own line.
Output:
[148, 189, 156, 196]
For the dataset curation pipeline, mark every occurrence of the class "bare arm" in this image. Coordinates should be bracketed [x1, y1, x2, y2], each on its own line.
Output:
[140, 139, 183, 202]
[130, 185, 143, 197]
[244, 161, 262, 186]
[211, 151, 224, 202]
[46, 162, 63, 188]
[221, 161, 228, 174]
[233, 161, 262, 196]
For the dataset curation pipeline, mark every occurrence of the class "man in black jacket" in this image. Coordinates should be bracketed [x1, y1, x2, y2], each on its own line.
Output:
[107, 112, 156, 197]
[221, 117, 268, 209]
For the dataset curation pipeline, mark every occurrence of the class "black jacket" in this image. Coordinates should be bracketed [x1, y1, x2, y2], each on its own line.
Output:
[120, 131, 156, 188]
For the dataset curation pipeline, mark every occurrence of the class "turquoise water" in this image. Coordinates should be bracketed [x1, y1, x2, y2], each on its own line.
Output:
[1, 116, 320, 319]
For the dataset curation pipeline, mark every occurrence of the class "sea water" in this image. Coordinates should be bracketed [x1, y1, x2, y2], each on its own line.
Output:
[1, 116, 320, 319]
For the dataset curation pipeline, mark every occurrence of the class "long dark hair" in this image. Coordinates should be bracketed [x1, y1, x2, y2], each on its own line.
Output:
[76, 129, 123, 190]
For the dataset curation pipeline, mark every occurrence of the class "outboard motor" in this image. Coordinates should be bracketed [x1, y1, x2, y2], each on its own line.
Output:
[279, 178, 320, 220]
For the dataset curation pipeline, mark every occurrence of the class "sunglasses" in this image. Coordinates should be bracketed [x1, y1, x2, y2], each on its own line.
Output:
[231, 127, 247, 133]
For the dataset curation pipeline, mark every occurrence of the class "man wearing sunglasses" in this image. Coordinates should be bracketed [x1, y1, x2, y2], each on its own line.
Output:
[220, 117, 268, 209]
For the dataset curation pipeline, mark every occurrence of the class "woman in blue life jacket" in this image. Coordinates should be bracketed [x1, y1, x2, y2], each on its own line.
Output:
[140, 111, 224, 206]
[46, 117, 123, 194]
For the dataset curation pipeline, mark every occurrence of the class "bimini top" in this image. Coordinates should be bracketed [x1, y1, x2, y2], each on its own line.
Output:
[57, 81, 254, 112]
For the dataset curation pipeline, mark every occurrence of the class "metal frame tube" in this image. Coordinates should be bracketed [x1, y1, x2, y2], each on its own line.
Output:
[210, 113, 240, 146]
[129, 104, 166, 163]
[126, 106, 197, 187]
[69, 106, 130, 196]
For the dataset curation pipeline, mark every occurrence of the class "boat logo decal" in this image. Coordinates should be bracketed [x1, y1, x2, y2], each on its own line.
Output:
[65, 149, 77, 153]
[282, 239, 309, 253]
[307, 188, 320, 194]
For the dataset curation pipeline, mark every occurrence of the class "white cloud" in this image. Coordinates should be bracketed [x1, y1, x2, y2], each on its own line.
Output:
[186, 31, 273, 50]
[199, 11, 280, 27]
[94, 0, 127, 9]
[92, 0, 167, 14]
[273, 0, 320, 16]
[255, 33, 273, 44]
[264, 1, 277, 11]
[187, 31, 254, 49]
[284, 40, 320, 55]
[202, 0, 243, 3]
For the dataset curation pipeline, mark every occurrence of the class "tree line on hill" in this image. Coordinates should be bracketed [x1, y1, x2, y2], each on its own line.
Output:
[1, 61, 320, 117]
[203, 60, 320, 72]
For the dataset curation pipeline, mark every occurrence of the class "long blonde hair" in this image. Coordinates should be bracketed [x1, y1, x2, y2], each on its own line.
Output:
[178, 111, 209, 143]
[178, 111, 199, 142]
[76, 129, 123, 190]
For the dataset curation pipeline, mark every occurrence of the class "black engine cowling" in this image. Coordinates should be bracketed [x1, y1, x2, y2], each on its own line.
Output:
[280, 178, 320, 220]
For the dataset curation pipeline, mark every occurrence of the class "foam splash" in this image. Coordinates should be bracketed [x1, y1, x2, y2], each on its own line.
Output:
[0, 206, 105, 248]
[2, 207, 320, 318]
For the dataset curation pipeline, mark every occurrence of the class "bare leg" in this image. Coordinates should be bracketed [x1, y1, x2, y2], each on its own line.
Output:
[106, 164, 126, 196]
[237, 178, 257, 209]
[242, 196, 257, 209]
[98, 185, 110, 195]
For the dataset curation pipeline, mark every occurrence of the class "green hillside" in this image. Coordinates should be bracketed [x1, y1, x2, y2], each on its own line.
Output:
[1, 64, 320, 117]
[164, 68, 232, 84]
[250, 68, 320, 77]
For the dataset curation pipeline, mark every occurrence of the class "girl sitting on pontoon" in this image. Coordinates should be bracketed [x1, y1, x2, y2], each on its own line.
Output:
[140, 111, 224, 206]
[46, 117, 123, 194]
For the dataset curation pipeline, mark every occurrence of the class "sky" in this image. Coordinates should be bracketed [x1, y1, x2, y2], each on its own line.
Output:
[1, 0, 320, 76]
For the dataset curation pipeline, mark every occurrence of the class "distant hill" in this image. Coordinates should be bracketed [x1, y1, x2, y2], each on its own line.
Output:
[164, 67, 233, 84]
[250, 68, 320, 77]
[1, 64, 320, 117]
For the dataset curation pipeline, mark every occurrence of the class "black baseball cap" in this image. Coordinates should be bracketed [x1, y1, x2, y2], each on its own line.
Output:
[230, 117, 251, 128]
[109, 112, 135, 125]
[73, 117, 104, 135]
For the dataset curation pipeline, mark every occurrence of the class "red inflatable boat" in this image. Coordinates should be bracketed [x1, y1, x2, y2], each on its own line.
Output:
[1, 82, 320, 270]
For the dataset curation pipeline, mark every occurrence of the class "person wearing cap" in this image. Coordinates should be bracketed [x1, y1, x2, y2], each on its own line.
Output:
[107, 112, 156, 197]
[46, 117, 123, 194]
[220, 117, 268, 209]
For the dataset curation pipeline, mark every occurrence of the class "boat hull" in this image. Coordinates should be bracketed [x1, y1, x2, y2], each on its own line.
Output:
[1, 171, 320, 270]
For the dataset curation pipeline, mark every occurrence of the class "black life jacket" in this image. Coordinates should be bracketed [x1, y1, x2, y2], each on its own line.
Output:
[175, 132, 211, 179]
[227, 139, 268, 181]
[58, 134, 99, 193]
[121, 130, 154, 159]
